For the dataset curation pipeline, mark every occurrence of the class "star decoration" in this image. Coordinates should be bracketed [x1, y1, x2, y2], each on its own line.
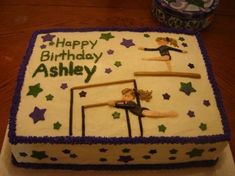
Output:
[70, 154, 77, 158]
[162, 93, 170, 100]
[169, 156, 176, 160]
[112, 111, 121, 119]
[199, 123, 207, 131]
[180, 82, 196, 96]
[188, 63, 195, 69]
[182, 42, 188, 47]
[27, 83, 43, 97]
[144, 33, 150, 38]
[186, 148, 204, 158]
[208, 148, 216, 152]
[105, 68, 112, 74]
[149, 149, 157, 155]
[49, 41, 54, 46]
[41, 33, 56, 42]
[179, 37, 185, 41]
[158, 124, 167, 133]
[99, 148, 108, 152]
[107, 49, 114, 55]
[29, 106, 46, 124]
[50, 157, 58, 161]
[62, 149, 71, 154]
[99, 33, 114, 41]
[79, 90, 87, 98]
[187, 110, 195, 118]
[31, 151, 48, 160]
[169, 149, 178, 154]
[100, 158, 107, 162]
[203, 100, 211, 107]
[143, 155, 151, 160]
[122, 148, 130, 153]
[117, 155, 134, 163]
[19, 152, 28, 157]
[40, 44, 46, 49]
[53, 121, 62, 130]
[46, 94, 54, 101]
[114, 61, 122, 67]
[120, 38, 135, 48]
[60, 83, 68, 90]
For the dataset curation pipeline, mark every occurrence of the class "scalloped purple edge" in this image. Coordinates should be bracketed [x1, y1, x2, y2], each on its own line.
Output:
[11, 155, 218, 170]
[8, 27, 230, 145]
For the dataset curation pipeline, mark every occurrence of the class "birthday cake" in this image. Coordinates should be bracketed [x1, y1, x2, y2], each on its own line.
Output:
[8, 28, 230, 170]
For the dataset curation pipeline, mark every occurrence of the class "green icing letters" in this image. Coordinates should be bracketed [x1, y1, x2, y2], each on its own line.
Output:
[32, 61, 96, 83]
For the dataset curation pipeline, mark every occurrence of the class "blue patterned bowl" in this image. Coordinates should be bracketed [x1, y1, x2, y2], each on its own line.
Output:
[152, 0, 219, 31]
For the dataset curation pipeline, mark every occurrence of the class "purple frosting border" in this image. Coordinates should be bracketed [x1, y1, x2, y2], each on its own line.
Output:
[11, 155, 218, 170]
[8, 27, 230, 145]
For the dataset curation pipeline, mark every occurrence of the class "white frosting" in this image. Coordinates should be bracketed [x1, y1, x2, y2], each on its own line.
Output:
[15, 31, 224, 138]
[10, 31, 229, 166]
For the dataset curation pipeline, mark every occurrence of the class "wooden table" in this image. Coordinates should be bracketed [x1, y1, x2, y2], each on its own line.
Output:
[0, 0, 234, 161]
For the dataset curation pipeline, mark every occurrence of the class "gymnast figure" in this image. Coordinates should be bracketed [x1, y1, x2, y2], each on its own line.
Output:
[108, 88, 178, 118]
[138, 37, 187, 71]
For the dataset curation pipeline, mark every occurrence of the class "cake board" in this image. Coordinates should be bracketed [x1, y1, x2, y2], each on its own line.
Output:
[1, 130, 234, 176]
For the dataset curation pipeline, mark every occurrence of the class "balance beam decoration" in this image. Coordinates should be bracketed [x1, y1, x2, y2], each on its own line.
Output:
[9, 29, 230, 170]
[134, 71, 201, 79]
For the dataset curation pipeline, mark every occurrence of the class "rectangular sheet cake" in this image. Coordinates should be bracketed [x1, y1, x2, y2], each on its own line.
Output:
[8, 28, 230, 170]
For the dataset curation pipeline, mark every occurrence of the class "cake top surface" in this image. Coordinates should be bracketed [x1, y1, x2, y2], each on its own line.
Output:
[9, 28, 229, 144]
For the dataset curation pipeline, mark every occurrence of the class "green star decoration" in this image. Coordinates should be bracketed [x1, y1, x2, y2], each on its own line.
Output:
[31, 151, 48, 160]
[46, 94, 54, 101]
[144, 33, 150, 38]
[199, 123, 207, 131]
[179, 82, 196, 96]
[122, 148, 130, 153]
[114, 61, 122, 67]
[27, 83, 43, 97]
[53, 121, 62, 130]
[100, 33, 114, 41]
[158, 124, 166, 133]
[112, 111, 121, 119]
[186, 148, 204, 158]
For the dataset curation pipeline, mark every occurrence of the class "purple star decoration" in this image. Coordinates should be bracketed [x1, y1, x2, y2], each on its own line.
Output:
[29, 106, 46, 124]
[203, 100, 211, 107]
[79, 91, 87, 98]
[60, 83, 68, 90]
[105, 68, 112, 74]
[41, 33, 56, 42]
[107, 49, 114, 55]
[163, 93, 170, 100]
[40, 44, 46, 49]
[120, 38, 135, 48]
[187, 110, 195, 118]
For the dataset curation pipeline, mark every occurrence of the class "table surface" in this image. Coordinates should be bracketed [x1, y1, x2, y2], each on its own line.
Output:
[0, 0, 234, 160]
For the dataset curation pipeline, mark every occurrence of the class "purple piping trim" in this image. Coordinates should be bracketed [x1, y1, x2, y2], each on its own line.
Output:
[12, 155, 218, 170]
[8, 28, 230, 145]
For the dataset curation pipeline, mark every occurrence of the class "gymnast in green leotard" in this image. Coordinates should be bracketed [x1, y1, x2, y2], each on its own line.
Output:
[108, 88, 177, 118]
[138, 37, 187, 71]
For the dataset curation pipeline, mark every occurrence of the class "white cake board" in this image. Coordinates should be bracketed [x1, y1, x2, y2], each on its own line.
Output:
[0, 130, 234, 176]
